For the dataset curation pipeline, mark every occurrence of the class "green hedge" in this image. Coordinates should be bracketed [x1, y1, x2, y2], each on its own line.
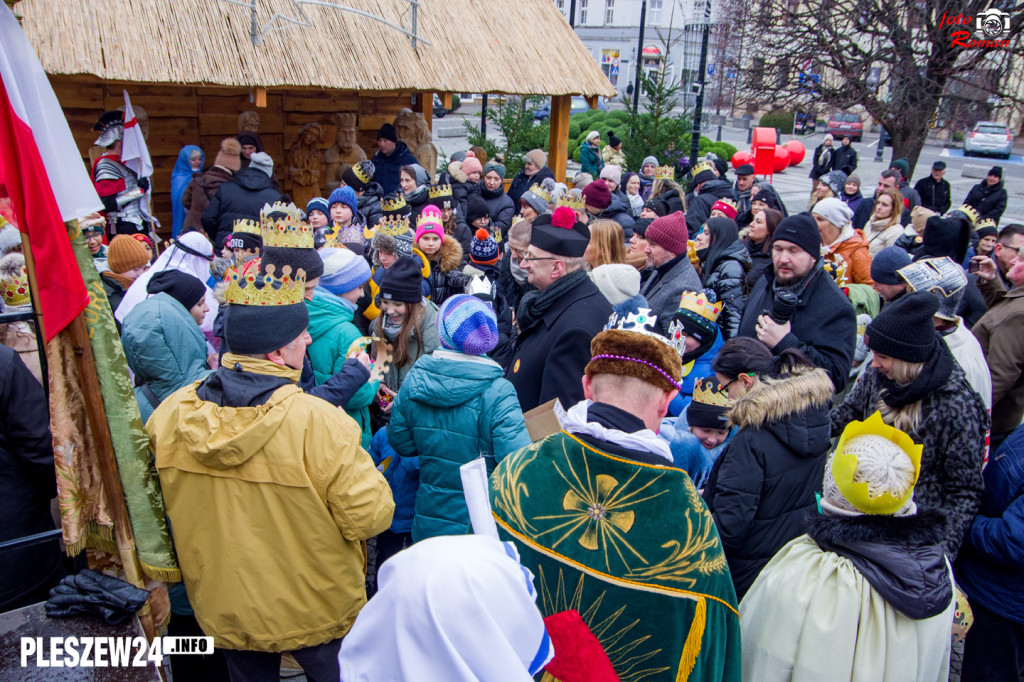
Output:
[758, 110, 794, 132]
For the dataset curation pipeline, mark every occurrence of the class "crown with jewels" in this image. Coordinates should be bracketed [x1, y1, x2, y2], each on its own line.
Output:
[381, 193, 408, 213]
[377, 214, 410, 237]
[693, 377, 731, 408]
[655, 165, 675, 180]
[428, 184, 453, 199]
[231, 218, 261, 236]
[260, 202, 313, 248]
[352, 162, 372, 185]
[225, 263, 305, 307]
[604, 307, 674, 347]
[678, 290, 723, 322]
[690, 160, 715, 179]
[1, 263, 30, 307]
[556, 192, 585, 211]
[975, 217, 997, 231]
[713, 198, 738, 214]
[525, 183, 552, 204]
[944, 204, 979, 227]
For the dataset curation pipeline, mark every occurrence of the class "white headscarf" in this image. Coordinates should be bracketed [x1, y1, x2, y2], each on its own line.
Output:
[115, 231, 218, 336]
[338, 535, 553, 682]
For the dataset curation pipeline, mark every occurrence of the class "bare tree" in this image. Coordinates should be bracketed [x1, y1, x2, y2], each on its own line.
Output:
[733, 0, 1024, 174]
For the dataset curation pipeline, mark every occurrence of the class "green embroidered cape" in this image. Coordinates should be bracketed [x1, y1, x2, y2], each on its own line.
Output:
[490, 431, 741, 682]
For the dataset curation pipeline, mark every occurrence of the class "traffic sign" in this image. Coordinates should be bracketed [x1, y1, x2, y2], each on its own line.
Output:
[708, 63, 715, 76]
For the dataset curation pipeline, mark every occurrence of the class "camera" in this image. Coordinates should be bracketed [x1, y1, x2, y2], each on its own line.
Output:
[975, 8, 1011, 39]
[768, 290, 798, 325]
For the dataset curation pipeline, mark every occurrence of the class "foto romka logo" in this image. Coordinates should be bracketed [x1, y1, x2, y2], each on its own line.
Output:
[940, 7, 1013, 48]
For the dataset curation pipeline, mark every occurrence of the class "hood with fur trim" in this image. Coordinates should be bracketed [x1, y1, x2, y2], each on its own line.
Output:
[446, 160, 469, 184]
[728, 367, 834, 458]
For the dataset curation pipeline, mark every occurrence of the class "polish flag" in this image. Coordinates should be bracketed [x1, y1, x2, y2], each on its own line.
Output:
[0, 3, 102, 340]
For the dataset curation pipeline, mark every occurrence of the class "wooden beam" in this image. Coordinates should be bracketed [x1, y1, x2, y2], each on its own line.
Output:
[412, 91, 432, 132]
[254, 87, 267, 108]
[440, 93, 453, 110]
[585, 95, 599, 110]
[548, 95, 571, 184]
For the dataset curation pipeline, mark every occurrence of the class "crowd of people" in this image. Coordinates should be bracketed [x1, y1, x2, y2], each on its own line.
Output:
[0, 113, 1022, 682]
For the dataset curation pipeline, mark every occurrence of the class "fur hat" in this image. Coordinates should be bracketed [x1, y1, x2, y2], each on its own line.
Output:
[214, 138, 243, 172]
[586, 329, 683, 393]
[591, 263, 640, 306]
[106, 234, 150, 274]
[437, 294, 499, 355]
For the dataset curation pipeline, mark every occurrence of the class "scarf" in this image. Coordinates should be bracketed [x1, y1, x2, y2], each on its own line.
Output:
[627, 191, 644, 217]
[509, 255, 529, 285]
[405, 184, 429, 206]
[562, 400, 674, 463]
[103, 271, 137, 289]
[382, 313, 403, 340]
[817, 146, 833, 168]
[877, 337, 954, 409]
[481, 185, 505, 200]
[516, 268, 589, 330]
[773, 259, 823, 296]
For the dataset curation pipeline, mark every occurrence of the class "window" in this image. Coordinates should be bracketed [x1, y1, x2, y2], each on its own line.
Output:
[748, 57, 765, 88]
[605, 0, 615, 24]
[580, 0, 588, 24]
[776, 57, 791, 88]
[555, 0, 565, 15]
[649, 0, 663, 24]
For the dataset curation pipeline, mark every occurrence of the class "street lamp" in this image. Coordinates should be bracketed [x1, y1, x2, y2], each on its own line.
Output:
[689, 0, 712, 167]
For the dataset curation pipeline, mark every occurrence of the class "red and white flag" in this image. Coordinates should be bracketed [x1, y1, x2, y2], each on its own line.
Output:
[0, 3, 102, 340]
[120, 90, 154, 223]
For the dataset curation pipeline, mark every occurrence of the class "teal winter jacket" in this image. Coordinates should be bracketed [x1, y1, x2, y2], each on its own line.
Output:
[389, 350, 530, 541]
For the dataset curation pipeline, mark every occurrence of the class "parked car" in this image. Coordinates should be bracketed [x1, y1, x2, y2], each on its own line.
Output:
[964, 120, 1012, 159]
[794, 111, 817, 135]
[827, 112, 864, 142]
[433, 94, 448, 119]
[533, 96, 608, 121]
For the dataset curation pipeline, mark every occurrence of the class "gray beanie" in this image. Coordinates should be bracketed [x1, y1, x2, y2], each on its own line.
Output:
[249, 152, 274, 178]
[642, 156, 659, 169]
[520, 187, 549, 215]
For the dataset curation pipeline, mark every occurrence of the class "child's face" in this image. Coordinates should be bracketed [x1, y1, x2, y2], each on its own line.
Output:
[466, 171, 481, 183]
[308, 209, 328, 229]
[690, 426, 729, 450]
[378, 250, 398, 269]
[472, 216, 490, 230]
[419, 233, 442, 256]
[330, 203, 353, 225]
[381, 299, 409, 324]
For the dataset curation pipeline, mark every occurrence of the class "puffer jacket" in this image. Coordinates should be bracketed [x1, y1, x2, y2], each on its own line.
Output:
[452, 178, 481, 219]
[306, 290, 379, 450]
[596, 193, 637, 239]
[201, 168, 285, 246]
[580, 142, 604, 177]
[507, 167, 555, 209]
[368, 427, 419, 535]
[702, 240, 750, 339]
[424, 235, 471, 305]
[743, 240, 772, 292]
[357, 182, 384, 230]
[480, 186, 516, 242]
[149, 354, 394, 651]
[703, 367, 833, 598]
[964, 178, 1008, 223]
[824, 227, 874, 285]
[371, 141, 420, 196]
[686, 179, 734, 234]
[380, 300, 440, 395]
[831, 361, 988, 559]
[121, 292, 212, 423]
[389, 350, 530, 541]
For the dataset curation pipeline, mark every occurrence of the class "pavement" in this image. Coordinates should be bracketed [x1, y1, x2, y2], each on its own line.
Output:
[433, 106, 1024, 223]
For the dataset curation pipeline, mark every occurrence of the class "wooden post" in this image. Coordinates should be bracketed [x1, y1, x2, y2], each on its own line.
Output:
[440, 93, 453, 110]
[254, 87, 267, 108]
[548, 95, 571, 183]
[413, 91, 433, 132]
[584, 95, 599, 110]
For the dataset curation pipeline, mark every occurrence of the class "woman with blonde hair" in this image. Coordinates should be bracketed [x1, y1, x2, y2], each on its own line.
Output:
[831, 291, 987, 562]
[648, 176, 686, 214]
[582, 219, 627, 269]
[865, 187, 905, 256]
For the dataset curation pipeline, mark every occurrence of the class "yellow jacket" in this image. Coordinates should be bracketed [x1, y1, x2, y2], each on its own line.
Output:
[148, 354, 394, 652]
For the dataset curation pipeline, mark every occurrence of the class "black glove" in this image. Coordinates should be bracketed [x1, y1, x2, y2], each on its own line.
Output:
[100, 194, 118, 214]
[71, 569, 150, 611]
[136, 177, 150, 192]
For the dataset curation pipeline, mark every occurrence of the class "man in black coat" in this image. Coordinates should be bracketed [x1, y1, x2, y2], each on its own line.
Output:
[964, 166, 1009, 224]
[685, 166, 735, 235]
[370, 124, 420, 196]
[201, 151, 285, 246]
[832, 135, 858, 174]
[0, 346, 63, 611]
[506, 209, 612, 411]
[738, 214, 857, 391]
[914, 161, 952, 215]
[852, 169, 911, 231]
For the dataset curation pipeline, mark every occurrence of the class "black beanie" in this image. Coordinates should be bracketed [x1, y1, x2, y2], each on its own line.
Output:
[225, 301, 309, 355]
[465, 195, 490, 224]
[260, 246, 324, 281]
[377, 123, 398, 143]
[686, 376, 731, 430]
[229, 231, 262, 252]
[379, 257, 423, 303]
[917, 215, 970, 264]
[989, 166, 1003, 179]
[771, 213, 822, 258]
[146, 270, 206, 311]
[633, 217, 653, 238]
[713, 158, 729, 179]
[865, 290, 939, 363]
[608, 134, 621, 148]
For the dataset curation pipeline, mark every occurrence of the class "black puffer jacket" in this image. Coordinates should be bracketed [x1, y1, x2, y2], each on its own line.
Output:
[595, 193, 637, 239]
[743, 240, 772, 292]
[964, 179, 1008, 223]
[703, 367, 833, 598]
[453, 179, 481, 219]
[481, 186, 516, 243]
[685, 179, 734, 234]
[507, 167, 555, 210]
[358, 182, 384, 230]
[201, 168, 285, 246]
[649, 187, 685, 217]
[702, 239, 750, 339]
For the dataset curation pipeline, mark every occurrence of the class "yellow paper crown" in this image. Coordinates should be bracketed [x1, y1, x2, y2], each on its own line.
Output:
[713, 197, 737, 213]
[225, 263, 306, 307]
[526, 183, 552, 204]
[416, 211, 443, 231]
[352, 162, 372, 185]
[510, 215, 525, 228]
[655, 165, 675, 180]
[678, 290, 722, 322]
[259, 202, 313, 249]
[232, 218, 261, 236]
[1, 264, 30, 307]
[975, 217, 997, 231]
[693, 377, 730, 408]
[428, 184, 453, 199]
[690, 160, 715, 178]
[377, 214, 410, 237]
[831, 411, 922, 515]
[381, 194, 408, 213]
[556, 192, 585, 211]
[945, 204, 979, 227]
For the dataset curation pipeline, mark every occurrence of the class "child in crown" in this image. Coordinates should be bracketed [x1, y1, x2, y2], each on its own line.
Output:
[660, 376, 735, 489]
[415, 205, 470, 306]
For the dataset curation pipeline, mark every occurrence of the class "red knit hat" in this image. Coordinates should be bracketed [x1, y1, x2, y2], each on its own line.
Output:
[645, 211, 689, 255]
[711, 199, 738, 220]
[581, 178, 612, 210]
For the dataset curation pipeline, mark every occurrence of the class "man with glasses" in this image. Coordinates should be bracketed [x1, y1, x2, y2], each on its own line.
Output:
[497, 218, 536, 313]
[505, 208, 612, 411]
[82, 222, 108, 272]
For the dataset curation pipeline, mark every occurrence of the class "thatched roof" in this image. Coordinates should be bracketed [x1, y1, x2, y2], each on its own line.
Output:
[20, 0, 616, 97]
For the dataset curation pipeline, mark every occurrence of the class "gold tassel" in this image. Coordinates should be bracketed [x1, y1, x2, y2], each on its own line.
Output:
[676, 597, 706, 681]
[139, 563, 182, 583]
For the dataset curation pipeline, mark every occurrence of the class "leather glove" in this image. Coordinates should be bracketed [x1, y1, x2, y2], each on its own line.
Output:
[100, 194, 118, 214]
[136, 177, 150, 192]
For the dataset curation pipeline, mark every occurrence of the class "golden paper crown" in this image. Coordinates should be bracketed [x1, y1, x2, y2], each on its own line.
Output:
[713, 198, 737, 213]
[556, 192, 585, 211]
[232, 218, 261, 236]
[945, 204, 979, 227]
[377, 214, 410, 237]
[831, 411, 922, 515]
[1, 264, 30, 307]
[428, 184, 453, 199]
[655, 165, 675, 180]
[975, 217, 997, 231]
[259, 202, 314, 249]
[225, 263, 306, 307]
[693, 377, 730, 408]
[690, 160, 715, 178]
[678, 290, 723, 322]
[352, 162, 372, 185]
[416, 211, 443, 231]
[381, 194, 408, 213]
[510, 215, 525, 228]
[526, 183, 552, 204]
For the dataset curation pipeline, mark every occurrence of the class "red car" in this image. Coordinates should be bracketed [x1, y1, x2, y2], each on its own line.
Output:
[827, 112, 864, 142]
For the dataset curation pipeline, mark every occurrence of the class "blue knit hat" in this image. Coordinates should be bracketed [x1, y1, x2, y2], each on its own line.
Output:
[318, 247, 371, 297]
[328, 186, 359, 217]
[306, 196, 329, 219]
[437, 295, 499, 355]
[469, 228, 499, 265]
[870, 245, 912, 285]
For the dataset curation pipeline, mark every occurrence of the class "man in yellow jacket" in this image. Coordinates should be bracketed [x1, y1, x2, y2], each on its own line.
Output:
[148, 259, 394, 681]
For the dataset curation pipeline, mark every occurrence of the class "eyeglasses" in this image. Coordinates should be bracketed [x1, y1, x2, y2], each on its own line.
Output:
[521, 256, 559, 263]
[721, 373, 755, 390]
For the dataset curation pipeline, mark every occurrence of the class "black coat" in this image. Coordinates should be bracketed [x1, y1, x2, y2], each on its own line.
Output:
[371, 142, 420, 196]
[481, 186, 517, 242]
[964, 180, 1008, 224]
[357, 182, 384, 230]
[453, 179, 481, 219]
[914, 176, 952, 215]
[505, 277, 612, 412]
[743, 240, 772, 292]
[685, 179, 734, 235]
[507, 167, 556, 210]
[833, 145, 858, 174]
[702, 240, 750, 339]
[738, 265, 857, 392]
[0, 346, 62, 611]
[596, 193, 637, 239]
[808, 144, 835, 180]
[201, 168, 285, 246]
[898, 179, 921, 211]
[703, 367, 833, 598]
